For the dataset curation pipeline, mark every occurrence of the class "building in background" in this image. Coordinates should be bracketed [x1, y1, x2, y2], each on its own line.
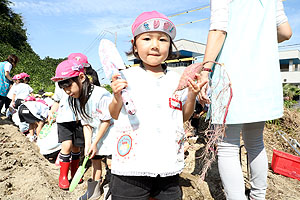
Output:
[279, 49, 300, 87]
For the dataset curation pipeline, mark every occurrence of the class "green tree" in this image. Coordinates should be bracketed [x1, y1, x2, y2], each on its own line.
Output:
[283, 84, 300, 100]
[0, 0, 63, 93]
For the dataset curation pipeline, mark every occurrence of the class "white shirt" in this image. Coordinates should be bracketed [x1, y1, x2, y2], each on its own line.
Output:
[52, 83, 76, 122]
[23, 101, 49, 121]
[4, 62, 12, 72]
[112, 67, 187, 177]
[7, 83, 16, 99]
[81, 86, 113, 155]
[209, 0, 285, 124]
[12, 83, 33, 100]
[210, 0, 288, 31]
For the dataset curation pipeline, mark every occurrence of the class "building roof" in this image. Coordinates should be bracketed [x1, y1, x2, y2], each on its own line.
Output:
[279, 49, 300, 65]
[174, 39, 206, 57]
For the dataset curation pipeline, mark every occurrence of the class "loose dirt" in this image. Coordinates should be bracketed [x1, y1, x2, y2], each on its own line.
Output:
[0, 108, 299, 200]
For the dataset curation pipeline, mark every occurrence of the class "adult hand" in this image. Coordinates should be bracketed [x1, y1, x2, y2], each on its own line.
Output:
[199, 71, 211, 104]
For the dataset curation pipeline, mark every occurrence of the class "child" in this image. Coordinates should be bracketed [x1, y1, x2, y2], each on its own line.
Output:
[20, 72, 31, 84]
[18, 97, 49, 142]
[68, 52, 101, 86]
[109, 11, 206, 199]
[52, 59, 113, 199]
[11, 73, 33, 109]
[48, 83, 84, 190]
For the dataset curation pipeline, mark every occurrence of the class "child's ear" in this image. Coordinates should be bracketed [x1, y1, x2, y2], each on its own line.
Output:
[78, 72, 86, 83]
[131, 39, 137, 53]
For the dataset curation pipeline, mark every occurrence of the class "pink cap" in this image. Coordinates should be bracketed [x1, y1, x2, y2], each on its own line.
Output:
[19, 72, 30, 78]
[12, 74, 22, 80]
[24, 96, 36, 101]
[132, 11, 176, 39]
[68, 53, 90, 67]
[51, 59, 84, 82]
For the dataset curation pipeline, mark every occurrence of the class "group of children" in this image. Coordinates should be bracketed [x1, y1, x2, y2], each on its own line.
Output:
[46, 11, 207, 200]
[0, 10, 206, 200]
[4, 71, 53, 142]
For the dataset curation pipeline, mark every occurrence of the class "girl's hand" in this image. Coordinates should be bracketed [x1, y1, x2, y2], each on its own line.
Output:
[47, 111, 56, 123]
[187, 73, 208, 98]
[111, 74, 128, 101]
[85, 143, 91, 156]
[87, 142, 98, 159]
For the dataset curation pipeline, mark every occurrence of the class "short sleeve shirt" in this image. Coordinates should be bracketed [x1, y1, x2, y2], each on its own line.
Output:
[12, 83, 33, 100]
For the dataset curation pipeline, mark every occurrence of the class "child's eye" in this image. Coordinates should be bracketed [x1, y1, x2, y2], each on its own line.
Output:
[160, 38, 168, 42]
[143, 37, 151, 41]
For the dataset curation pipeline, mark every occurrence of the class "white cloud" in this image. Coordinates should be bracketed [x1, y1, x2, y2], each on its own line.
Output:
[11, 0, 207, 16]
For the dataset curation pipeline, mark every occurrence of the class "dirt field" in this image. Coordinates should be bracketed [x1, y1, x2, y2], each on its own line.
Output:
[0, 109, 299, 200]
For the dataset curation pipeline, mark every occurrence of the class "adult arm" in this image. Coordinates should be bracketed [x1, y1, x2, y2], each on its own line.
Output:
[277, 22, 292, 43]
[4, 63, 13, 81]
[5, 71, 13, 81]
[198, 0, 228, 103]
[276, 0, 292, 43]
[199, 30, 227, 103]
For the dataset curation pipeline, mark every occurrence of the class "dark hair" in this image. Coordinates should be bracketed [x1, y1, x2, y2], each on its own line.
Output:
[18, 79, 24, 83]
[6, 54, 19, 67]
[60, 76, 92, 120]
[126, 35, 179, 61]
[85, 66, 100, 86]
[24, 77, 30, 83]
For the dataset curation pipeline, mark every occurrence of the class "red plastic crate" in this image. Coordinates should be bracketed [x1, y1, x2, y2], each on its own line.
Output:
[271, 149, 300, 181]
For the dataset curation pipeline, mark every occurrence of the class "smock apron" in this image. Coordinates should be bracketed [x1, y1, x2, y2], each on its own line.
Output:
[210, 0, 283, 124]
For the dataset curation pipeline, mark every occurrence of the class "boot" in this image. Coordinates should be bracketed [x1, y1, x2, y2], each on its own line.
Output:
[78, 178, 101, 200]
[70, 158, 83, 183]
[59, 161, 70, 189]
[103, 183, 111, 200]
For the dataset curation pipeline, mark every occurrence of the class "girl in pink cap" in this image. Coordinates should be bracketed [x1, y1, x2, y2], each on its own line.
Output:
[109, 11, 206, 200]
[52, 58, 114, 199]
[11, 74, 33, 109]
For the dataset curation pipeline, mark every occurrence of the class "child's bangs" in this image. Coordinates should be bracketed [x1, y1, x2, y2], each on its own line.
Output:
[58, 77, 77, 89]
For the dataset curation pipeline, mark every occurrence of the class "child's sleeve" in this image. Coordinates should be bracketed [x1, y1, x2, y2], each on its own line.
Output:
[97, 90, 112, 121]
[179, 88, 189, 105]
[40, 104, 49, 120]
[28, 85, 33, 93]
[11, 85, 17, 95]
[52, 83, 63, 102]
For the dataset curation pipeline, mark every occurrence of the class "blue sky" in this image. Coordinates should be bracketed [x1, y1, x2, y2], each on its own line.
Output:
[10, 0, 300, 84]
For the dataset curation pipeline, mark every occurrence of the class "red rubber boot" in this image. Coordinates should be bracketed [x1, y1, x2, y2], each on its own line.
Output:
[59, 161, 70, 189]
[70, 158, 83, 183]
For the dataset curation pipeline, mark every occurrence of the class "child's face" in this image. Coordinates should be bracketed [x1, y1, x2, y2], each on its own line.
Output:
[63, 81, 81, 98]
[134, 31, 170, 68]
[60, 74, 85, 98]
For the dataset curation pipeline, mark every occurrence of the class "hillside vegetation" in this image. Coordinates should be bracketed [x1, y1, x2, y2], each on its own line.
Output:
[0, 0, 63, 92]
